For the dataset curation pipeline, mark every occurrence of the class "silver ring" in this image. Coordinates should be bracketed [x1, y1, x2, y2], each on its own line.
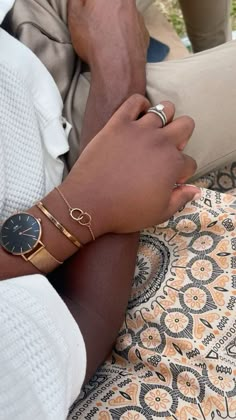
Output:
[147, 104, 168, 127]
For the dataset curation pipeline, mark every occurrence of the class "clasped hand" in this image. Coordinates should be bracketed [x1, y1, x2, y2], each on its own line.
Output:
[67, 95, 200, 236]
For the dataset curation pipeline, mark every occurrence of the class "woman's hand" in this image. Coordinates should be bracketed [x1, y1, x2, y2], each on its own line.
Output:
[66, 94, 200, 236]
[68, 0, 149, 67]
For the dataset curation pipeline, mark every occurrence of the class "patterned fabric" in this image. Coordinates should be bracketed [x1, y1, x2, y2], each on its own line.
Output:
[195, 162, 236, 193]
[69, 186, 236, 420]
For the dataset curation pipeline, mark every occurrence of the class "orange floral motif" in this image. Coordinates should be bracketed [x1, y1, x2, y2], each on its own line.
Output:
[184, 287, 206, 310]
[177, 373, 200, 398]
[140, 327, 161, 349]
[176, 219, 198, 234]
[208, 374, 235, 392]
[192, 235, 213, 251]
[145, 389, 172, 412]
[165, 312, 189, 333]
[191, 259, 212, 281]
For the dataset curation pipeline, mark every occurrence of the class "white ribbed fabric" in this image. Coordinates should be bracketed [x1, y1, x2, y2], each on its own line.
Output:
[0, 60, 45, 219]
[0, 275, 86, 420]
[0, 27, 70, 221]
[0, 1, 86, 418]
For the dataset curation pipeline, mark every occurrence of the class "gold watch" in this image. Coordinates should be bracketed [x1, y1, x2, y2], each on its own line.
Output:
[0, 213, 62, 273]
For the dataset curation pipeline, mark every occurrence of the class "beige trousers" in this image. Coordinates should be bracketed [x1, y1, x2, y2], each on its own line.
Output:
[138, 0, 232, 52]
[6, 0, 236, 178]
[180, 0, 232, 52]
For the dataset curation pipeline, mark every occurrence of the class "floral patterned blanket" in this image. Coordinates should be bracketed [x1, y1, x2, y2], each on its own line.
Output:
[68, 163, 236, 420]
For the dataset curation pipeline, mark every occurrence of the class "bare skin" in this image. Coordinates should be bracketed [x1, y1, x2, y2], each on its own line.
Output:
[0, 94, 199, 276]
[0, 1, 199, 386]
[52, 0, 199, 383]
[0, 92, 199, 388]
[51, 0, 149, 382]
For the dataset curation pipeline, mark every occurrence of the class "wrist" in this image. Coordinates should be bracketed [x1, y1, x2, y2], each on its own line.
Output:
[54, 177, 109, 241]
[27, 179, 107, 267]
[90, 49, 146, 95]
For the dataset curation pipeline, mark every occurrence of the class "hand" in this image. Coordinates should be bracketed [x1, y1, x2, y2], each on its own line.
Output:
[68, 0, 149, 67]
[66, 94, 200, 236]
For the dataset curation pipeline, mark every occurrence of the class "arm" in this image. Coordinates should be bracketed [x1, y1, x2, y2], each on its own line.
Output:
[53, 0, 148, 380]
[1, 92, 199, 383]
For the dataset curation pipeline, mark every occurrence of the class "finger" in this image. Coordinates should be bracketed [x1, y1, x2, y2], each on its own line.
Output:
[176, 154, 197, 182]
[112, 94, 151, 123]
[166, 185, 201, 219]
[162, 116, 195, 150]
[138, 101, 175, 129]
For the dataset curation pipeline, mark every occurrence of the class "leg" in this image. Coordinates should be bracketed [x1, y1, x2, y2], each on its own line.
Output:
[179, 0, 232, 52]
[146, 40, 236, 179]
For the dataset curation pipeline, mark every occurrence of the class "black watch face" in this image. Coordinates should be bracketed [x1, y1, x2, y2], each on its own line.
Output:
[0, 213, 41, 255]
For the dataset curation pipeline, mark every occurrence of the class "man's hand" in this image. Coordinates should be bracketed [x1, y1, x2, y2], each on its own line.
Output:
[68, 0, 149, 67]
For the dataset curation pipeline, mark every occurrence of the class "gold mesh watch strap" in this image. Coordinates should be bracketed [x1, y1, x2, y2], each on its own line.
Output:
[22, 242, 62, 273]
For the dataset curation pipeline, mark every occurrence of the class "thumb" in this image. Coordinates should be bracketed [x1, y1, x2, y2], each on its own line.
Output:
[166, 185, 201, 218]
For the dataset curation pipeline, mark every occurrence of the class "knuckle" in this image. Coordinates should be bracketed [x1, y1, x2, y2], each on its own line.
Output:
[162, 100, 175, 114]
[127, 93, 146, 106]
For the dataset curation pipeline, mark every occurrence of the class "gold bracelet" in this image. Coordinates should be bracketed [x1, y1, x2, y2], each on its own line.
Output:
[37, 202, 83, 249]
[56, 187, 95, 241]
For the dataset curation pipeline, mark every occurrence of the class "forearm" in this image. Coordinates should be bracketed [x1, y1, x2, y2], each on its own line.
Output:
[77, 56, 146, 300]
[81, 56, 146, 148]
[53, 233, 139, 382]
[57, 58, 146, 378]
[78, 54, 146, 282]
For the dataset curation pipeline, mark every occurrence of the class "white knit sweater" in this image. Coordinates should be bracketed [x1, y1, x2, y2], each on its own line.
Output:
[0, 2, 86, 419]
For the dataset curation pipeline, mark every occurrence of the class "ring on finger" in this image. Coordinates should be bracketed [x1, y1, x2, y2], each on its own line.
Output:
[147, 104, 168, 127]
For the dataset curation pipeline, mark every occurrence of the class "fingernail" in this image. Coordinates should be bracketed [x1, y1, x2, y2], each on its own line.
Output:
[193, 192, 201, 201]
